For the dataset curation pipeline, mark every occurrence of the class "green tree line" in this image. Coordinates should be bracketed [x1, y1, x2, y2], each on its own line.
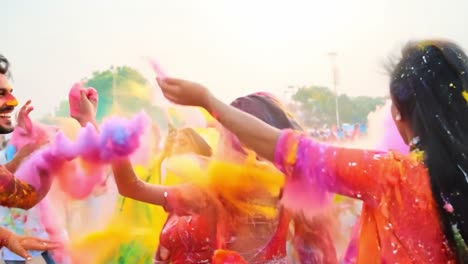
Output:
[291, 86, 386, 128]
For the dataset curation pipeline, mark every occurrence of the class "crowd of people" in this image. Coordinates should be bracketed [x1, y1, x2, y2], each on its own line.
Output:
[0, 39, 467, 264]
[308, 123, 366, 143]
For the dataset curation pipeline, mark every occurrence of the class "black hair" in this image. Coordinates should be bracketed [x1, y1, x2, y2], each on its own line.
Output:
[228, 92, 303, 154]
[390, 40, 468, 262]
[0, 55, 10, 76]
[230, 92, 303, 130]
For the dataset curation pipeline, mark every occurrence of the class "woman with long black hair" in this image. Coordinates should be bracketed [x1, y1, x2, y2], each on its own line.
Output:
[157, 39, 468, 263]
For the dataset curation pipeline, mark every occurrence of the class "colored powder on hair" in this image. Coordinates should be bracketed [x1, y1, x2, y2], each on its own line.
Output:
[462, 90, 468, 103]
[163, 152, 283, 216]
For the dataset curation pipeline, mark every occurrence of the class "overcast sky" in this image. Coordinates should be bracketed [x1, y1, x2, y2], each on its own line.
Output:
[3, 0, 468, 118]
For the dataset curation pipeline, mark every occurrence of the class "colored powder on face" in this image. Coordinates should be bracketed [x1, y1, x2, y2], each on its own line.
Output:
[5, 97, 18, 107]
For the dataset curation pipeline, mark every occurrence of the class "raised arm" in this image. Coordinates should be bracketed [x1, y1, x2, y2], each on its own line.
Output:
[157, 77, 391, 203]
[70, 85, 177, 207]
[157, 78, 281, 161]
[112, 159, 169, 206]
[7, 99, 50, 173]
[275, 130, 390, 204]
[111, 157, 210, 215]
[0, 101, 54, 209]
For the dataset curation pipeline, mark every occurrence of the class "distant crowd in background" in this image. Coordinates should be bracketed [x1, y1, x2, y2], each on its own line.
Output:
[308, 123, 366, 143]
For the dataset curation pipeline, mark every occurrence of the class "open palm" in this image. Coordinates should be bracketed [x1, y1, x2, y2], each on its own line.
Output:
[157, 78, 212, 109]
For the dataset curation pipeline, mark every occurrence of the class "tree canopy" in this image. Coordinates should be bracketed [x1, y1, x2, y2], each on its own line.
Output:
[291, 86, 386, 128]
[51, 66, 168, 126]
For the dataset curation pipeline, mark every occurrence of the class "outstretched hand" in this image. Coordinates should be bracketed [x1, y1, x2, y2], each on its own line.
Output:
[157, 78, 213, 111]
[0, 227, 61, 261]
[157, 75, 279, 163]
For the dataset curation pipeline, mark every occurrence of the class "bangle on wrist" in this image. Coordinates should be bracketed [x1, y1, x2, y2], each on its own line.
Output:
[163, 190, 169, 211]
